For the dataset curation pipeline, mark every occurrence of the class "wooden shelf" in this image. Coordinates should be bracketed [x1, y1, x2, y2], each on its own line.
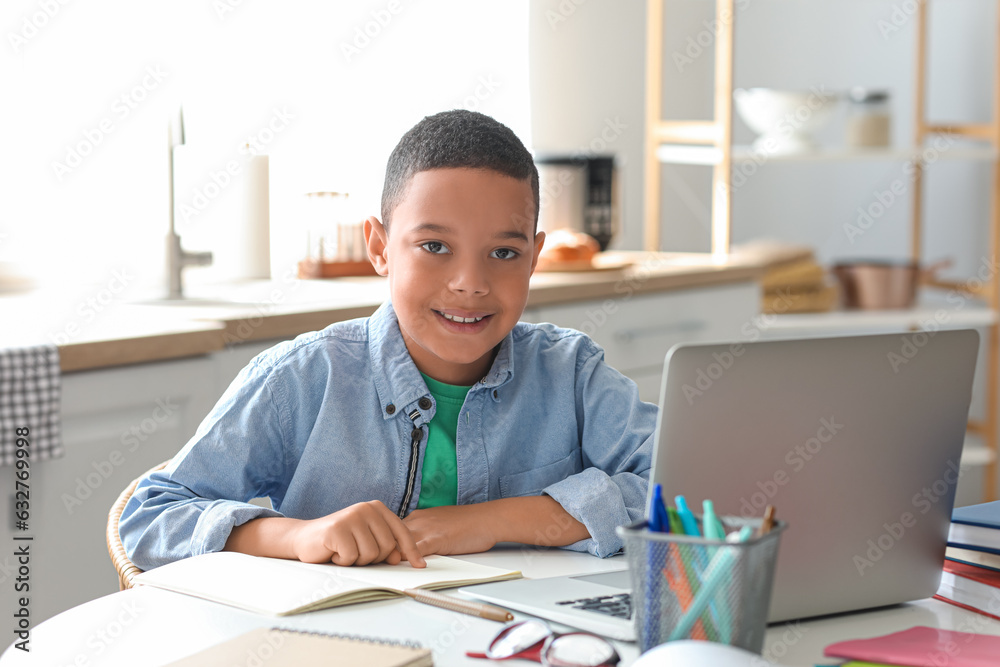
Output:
[963, 434, 998, 468]
[763, 301, 998, 335]
[644, 0, 1000, 500]
[656, 144, 1000, 166]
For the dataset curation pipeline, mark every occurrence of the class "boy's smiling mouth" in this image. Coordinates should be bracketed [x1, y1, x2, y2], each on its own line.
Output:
[440, 312, 484, 323]
[433, 309, 493, 329]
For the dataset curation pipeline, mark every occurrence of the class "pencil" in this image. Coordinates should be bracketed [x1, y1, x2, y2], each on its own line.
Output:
[761, 505, 776, 535]
[402, 588, 513, 623]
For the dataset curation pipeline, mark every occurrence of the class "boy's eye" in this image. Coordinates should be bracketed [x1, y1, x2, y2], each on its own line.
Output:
[421, 241, 450, 255]
[490, 248, 518, 260]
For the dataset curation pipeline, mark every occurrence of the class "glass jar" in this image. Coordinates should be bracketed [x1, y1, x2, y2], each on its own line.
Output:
[846, 88, 891, 148]
[304, 191, 351, 262]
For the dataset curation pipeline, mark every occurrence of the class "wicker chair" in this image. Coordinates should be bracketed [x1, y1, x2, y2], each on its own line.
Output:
[106, 460, 170, 590]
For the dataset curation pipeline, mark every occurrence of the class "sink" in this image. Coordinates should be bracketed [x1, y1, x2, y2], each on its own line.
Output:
[127, 278, 388, 309]
[131, 297, 254, 307]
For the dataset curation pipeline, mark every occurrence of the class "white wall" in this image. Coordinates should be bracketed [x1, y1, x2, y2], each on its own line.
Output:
[3, 0, 530, 295]
[528, 0, 648, 250]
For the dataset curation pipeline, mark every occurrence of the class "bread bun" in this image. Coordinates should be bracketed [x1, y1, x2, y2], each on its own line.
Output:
[538, 228, 600, 266]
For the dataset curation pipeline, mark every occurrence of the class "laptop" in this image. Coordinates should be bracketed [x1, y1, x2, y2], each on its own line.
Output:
[460, 330, 980, 641]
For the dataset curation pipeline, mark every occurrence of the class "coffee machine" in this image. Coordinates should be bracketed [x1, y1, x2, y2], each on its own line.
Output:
[535, 155, 618, 251]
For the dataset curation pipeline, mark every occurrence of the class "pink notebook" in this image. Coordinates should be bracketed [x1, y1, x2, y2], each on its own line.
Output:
[825, 626, 1000, 667]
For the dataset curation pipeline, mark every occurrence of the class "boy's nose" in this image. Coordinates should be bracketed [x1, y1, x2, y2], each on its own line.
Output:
[449, 258, 490, 295]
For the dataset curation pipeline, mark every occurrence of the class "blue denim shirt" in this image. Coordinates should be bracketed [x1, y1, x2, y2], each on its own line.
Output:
[120, 301, 656, 571]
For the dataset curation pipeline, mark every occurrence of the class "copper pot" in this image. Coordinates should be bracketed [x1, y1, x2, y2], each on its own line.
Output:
[833, 260, 949, 310]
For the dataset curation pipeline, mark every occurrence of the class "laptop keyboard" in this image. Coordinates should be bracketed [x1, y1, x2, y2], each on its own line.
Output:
[555, 592, 633, 620]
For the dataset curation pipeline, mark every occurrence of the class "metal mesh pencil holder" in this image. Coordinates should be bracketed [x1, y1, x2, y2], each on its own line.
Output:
[617, 517, 786, 654]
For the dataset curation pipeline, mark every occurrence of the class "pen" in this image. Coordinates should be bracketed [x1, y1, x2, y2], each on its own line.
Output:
[402, 589, 513, 623]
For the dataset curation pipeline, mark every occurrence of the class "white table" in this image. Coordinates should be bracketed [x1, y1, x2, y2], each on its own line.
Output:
[2, 544, 999, 666]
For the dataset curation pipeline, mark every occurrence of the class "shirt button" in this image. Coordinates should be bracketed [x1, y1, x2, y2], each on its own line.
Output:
[385, 404, 396, 415]
[418, 397, 432, 410]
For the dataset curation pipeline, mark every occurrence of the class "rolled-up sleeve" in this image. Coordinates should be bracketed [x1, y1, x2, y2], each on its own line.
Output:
[543, 349, 656, 557]
[119, 358, 290, 571]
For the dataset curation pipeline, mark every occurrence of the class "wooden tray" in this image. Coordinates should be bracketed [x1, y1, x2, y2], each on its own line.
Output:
[298, 259, 379, 279]
[535, 256, 633, 273]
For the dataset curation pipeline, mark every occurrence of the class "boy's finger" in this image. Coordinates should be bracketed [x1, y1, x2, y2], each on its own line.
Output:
[415, 538, 433, 557]
[329, 541, 359, 567]
[366, 516, 405, 564]
[377, 505, 425, 567]
[351, 527, 383, 566]
[393, 527, 426, 567]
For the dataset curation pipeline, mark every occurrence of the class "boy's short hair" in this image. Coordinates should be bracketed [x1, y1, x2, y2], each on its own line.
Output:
[380, 110, 540, 232]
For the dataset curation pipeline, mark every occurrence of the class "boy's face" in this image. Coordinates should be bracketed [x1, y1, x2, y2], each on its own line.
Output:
[366, 167, 544, 386]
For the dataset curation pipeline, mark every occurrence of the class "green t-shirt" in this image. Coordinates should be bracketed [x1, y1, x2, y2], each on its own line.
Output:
[416, 373, 472, 509]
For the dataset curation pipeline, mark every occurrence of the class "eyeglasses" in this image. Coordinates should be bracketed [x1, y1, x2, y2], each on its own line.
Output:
[465, 620, 620, 667]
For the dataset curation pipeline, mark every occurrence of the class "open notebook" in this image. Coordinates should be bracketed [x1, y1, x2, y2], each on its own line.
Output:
[134, 551, 521, 615]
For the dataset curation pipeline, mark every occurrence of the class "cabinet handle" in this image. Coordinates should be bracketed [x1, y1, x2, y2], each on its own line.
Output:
[613, 320, 707, 343]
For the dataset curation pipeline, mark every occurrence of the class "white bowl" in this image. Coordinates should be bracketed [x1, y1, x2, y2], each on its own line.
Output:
[733, 87, 839, 155]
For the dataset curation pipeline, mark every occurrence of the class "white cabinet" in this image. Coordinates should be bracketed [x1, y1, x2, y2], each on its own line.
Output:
[0, 339, 289, 627]
[0, 355, 220, 626]
[526, 281, 760, 403]
[10, 281, 759, 625]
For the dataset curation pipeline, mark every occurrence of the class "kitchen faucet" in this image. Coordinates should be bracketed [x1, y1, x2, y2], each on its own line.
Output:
[166, 107, 212, 299]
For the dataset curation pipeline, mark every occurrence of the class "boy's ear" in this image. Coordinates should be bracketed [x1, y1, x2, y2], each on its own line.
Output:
[528, 230, 546, 275]
[365, 216, 389, 276]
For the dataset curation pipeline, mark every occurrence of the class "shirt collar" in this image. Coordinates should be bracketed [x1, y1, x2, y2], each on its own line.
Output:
[369, 301, 514, 420]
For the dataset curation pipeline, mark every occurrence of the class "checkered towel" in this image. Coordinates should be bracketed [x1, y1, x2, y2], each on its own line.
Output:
[0, 344, 62, 466]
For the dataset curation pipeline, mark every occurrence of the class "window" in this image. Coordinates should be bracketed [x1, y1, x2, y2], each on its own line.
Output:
[4, 0, 530, 293]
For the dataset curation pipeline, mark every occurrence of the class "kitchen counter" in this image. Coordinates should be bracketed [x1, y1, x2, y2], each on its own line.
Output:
[0, 251, 763, 373]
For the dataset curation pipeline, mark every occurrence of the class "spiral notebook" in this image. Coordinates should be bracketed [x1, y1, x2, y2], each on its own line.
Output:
[164, 627, 432, 667]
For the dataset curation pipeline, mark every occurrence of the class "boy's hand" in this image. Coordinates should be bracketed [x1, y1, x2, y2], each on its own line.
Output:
[291, 500, 426, 567]
[400, 497, 590, 557]
[402, 505, 497, 556]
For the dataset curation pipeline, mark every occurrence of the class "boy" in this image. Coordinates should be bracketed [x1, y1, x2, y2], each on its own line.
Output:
[120, 110, 656, 571]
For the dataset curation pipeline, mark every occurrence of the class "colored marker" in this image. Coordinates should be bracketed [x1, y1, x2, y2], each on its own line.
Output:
[670, 499, 719, 641]
[643, 485, 667, 647]
[648, 484, 667, 532]
[702, 499, 726, 542]
[669, 525, 754, 643]
[662, 558, 708, 640]
[668, 544, 737, 641]
[674, 495, 701, 537]
[666, 506, 684, 535]
[702, 499, 733, 643]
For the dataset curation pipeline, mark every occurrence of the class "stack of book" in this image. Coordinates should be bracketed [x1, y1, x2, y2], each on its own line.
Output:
[824, 626, 1000, 666]
[730, 240, 837, 314]
[934, 499, 1000, 621]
